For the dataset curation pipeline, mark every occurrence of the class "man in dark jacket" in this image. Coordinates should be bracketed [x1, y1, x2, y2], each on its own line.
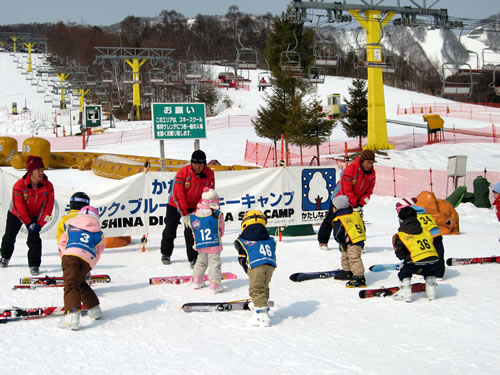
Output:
[160, 150, 215, 267]
[0, 155, 55, 275]
[392, 206, 439, 302]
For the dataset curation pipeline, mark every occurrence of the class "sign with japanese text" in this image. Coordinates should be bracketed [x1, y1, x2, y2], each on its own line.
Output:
[84, 105, 102, 128]
[0, 167, 336, 238]
[151, 102, 206, 139]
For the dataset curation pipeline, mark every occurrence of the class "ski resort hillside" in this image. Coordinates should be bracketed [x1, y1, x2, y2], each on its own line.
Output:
[1, 42, 500, 375]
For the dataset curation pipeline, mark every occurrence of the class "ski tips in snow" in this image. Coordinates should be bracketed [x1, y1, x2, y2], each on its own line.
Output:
[289, 269, 341, 282]
[149, 272, 237, 285]
[368, 264, 400, 272]
[181, 299, 274, 313]
[359, 283, 426, 299]
[446, 256, 500, 266]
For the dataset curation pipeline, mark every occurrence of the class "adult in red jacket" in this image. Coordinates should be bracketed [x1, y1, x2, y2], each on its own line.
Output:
[160, 150, 215, 267]
[318, 150, 376, 249]
[0, 156, 55, 275]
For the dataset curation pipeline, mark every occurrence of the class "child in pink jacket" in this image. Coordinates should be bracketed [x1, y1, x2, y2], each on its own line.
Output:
[189, 188, 225, 293]
[58, 206, 105, 330]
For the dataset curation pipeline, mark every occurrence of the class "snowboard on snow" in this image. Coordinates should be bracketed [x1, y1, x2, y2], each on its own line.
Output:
[149, 272, 237, 285]
[181, 299, 274, 313]
[368, 263, 401, 272]
[289, 269, 341, 282]
[359, 282, 426, 299]
[446, 256, 500, 266]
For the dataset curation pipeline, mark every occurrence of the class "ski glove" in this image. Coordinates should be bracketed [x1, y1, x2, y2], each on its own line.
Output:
[27, 223, 41, 234]
[238, 257, 249, 274]
[180, 215, 190, 228]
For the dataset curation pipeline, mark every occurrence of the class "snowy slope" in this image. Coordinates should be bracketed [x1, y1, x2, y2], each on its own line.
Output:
[0, 50, 500, 375]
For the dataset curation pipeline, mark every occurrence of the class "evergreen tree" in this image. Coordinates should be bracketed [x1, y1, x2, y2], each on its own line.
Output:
[194, 85, 218, 116]
[340, 79, 368, 149]
[252, 17, 315, 165]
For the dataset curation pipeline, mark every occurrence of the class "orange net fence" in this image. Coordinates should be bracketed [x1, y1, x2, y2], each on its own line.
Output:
[396, 102, 500, 124]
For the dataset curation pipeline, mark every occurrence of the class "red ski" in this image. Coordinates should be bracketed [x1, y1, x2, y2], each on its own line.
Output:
[359, 283, 426, 299]
[446, 256, 500, 266]
[0, 305, 87, 323]
[149, 272, 237, 285]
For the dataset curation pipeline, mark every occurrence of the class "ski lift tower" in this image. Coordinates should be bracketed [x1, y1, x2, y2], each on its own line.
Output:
[94, 47, 175, 120]
[287, 1, 452, 151]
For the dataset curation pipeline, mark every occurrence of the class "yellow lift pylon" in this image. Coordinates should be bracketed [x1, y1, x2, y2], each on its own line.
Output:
[349, 9, 395, 151]
[125, 58, 147, 121]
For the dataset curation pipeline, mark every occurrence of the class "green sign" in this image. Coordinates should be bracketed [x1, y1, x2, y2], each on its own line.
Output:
[84, 105, 102, 128]
[151, 103, 206, 139]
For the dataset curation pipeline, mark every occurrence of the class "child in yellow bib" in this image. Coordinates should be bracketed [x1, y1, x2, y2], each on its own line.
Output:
[392, 206, 439, 302]
[331, 195, 367, 288]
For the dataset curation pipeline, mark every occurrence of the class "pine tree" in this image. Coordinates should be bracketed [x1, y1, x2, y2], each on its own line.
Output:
[252, 17, 315, 165]
[340, 79, 368, 149]
[194, 85, 218, 116]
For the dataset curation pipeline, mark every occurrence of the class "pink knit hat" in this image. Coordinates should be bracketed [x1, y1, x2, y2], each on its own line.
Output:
[198, 187, 220, 210]
[395, 197, 416, 213]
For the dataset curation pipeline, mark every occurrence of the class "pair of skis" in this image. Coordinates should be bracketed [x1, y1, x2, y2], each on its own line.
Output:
[149, 272, 238, 285]
[288, 268, 427, 299]
[0, 305, 87, 323]
[12, 274, 111, 290]
[182, 299, 274, 312]
[369, 256, 500, 272]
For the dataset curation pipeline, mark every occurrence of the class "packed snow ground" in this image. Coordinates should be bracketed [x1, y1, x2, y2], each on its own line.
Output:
[1, 50, 500, 374]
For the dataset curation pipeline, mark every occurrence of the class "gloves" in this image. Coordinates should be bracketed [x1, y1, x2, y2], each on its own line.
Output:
[27, 223, 41, 234]
[238, 257, 249, 274]
[180, 215, 190, 228]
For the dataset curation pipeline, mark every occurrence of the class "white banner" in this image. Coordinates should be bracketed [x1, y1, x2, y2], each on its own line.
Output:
[0, 166, 338, 239]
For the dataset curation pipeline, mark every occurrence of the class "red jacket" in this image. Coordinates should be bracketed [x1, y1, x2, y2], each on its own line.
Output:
[494, 196, 500, 222]
[168, 164, 215, 216]
[336, 156, 376, 207]
[10, 173, 55, 227]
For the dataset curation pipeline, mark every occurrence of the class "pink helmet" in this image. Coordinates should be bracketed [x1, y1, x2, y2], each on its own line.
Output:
[79, 205, 100, 219]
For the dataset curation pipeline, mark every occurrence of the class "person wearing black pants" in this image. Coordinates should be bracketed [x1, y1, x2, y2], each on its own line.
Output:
[1, 212, 42, 268]
[160, 205, 196, 265]
[160, 150, 215, 268]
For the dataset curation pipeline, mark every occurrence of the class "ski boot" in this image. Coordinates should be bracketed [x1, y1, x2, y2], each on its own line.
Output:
[425, 276, 437, 300]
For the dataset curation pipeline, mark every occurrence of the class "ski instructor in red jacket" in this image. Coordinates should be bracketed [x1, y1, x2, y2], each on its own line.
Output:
[160, 150, 215, 267]
[318, 150, 376, 250]
[0, 155, 55, 275]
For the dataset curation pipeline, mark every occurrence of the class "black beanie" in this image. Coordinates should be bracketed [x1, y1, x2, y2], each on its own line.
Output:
[398, 206, 417, 221]
[191, 150, 207, 164]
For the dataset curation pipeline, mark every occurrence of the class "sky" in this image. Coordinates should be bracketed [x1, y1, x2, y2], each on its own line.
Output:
[0, 0, 498, 27]
[1, 49, 500, 374]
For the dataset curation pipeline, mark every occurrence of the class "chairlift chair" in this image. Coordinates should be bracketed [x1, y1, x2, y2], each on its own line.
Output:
[257, 71, 272, 89]
[306, 66, 325, 84]
[102, 70, 113, 83]
[488, 64, 500, 96]
[481, 48, 500, 72]
[43, 94, 52, 103]
[236, 47, 258, 70]
[148, 68, 165, 84]
[440, 63, 473, 97]
[37, 84, 45, 93]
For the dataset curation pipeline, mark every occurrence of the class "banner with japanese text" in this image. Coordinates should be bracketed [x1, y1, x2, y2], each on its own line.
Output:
[0, 166, 337, 239]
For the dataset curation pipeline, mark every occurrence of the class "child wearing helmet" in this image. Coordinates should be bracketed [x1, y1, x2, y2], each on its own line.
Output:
[331, 195, 367, 288]
[56, 192, 90, 243]
[58, 205, 104, 330]
[234, 210, 276, 327]
[189, 188, 225, 293]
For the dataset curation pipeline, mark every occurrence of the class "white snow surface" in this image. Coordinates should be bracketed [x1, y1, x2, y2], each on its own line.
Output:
[1, 51, 500, 374]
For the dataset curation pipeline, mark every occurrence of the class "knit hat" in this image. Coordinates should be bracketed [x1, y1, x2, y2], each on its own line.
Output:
[398, 206, 417, 221]
[191, 150, 207, 164]
[395, 197, 416, 213]
[359, 150, 375, 163]
[493, 181, 500, 194]
[198, 187, 220, 210]
[332, 195, 350, 209]
[26, 155, 45, 174]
